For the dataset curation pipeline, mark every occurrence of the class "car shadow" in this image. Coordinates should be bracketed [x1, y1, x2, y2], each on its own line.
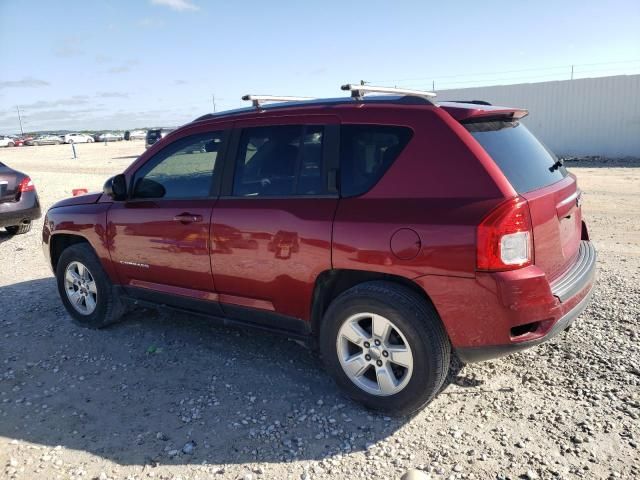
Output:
[0, 278, 409, 466]
[0, 230, 17, 244]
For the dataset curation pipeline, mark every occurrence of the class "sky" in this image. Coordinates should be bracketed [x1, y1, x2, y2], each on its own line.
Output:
[0, 0, 639, 133]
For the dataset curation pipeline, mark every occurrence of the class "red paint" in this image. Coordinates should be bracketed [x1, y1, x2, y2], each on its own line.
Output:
[42, 98, 595, 360]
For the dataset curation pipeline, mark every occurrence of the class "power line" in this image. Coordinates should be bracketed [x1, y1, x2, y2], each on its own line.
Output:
[366, 58, 640, 84]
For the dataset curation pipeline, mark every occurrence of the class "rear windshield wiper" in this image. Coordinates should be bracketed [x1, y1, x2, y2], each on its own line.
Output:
[549, 158, 564, 172]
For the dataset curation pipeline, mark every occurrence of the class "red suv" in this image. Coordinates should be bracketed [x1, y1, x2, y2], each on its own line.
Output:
[42, 85, 596, 415]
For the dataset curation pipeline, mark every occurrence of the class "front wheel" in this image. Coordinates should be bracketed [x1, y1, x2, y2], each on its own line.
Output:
[56, 243, 126, 328]
[320, 281, 450, 416]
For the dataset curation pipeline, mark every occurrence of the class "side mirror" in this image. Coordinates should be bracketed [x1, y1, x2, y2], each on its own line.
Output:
[103, 174, 127, 201]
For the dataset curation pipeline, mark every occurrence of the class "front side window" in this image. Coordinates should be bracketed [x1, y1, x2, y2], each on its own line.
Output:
[340, 125, 413, 197]
[233, 125, 326, 197]
[133, 131, 224, 199]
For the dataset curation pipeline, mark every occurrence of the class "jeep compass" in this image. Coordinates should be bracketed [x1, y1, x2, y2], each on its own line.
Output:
[42, 84, 596, 415]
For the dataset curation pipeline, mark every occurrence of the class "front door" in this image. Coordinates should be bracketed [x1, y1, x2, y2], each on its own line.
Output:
[108, 130, 226, 307]
[211, 118, 339, 325]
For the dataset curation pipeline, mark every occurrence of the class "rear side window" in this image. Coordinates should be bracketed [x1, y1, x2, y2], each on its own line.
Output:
[340, 125, 412, 197]
[233, 125, 326, 196]
[465, 120, 567, 193]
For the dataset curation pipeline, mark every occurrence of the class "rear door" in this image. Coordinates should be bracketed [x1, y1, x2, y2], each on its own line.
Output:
[210, 116, 339, 324]
[465, 120, 582, 280]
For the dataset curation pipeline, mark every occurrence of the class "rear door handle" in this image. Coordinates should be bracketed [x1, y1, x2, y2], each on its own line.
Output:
[173, 213, 203, 224]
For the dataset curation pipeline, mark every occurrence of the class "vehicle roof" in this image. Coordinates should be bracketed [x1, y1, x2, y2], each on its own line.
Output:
[190, 95, 527, 125]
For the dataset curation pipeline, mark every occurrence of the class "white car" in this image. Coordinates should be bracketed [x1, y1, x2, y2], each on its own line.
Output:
[97, 132, 123, 142]
[0, 136, 16, 147]
[64, 133, 94, 144]
[129, 130, 147, 140]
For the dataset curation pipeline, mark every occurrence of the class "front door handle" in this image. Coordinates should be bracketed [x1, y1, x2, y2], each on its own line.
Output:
[173, 212, 203, 224]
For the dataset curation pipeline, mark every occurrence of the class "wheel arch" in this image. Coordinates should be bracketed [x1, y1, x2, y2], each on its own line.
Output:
[49, 233, 90, 272]
[310, 269, 441, 336]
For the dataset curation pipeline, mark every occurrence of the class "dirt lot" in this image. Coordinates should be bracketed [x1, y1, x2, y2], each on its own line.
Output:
[0, 143, 638, 480]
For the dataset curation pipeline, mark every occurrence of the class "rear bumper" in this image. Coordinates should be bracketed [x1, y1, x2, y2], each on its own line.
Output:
[456, 278, 594, 362]
[0, 191, 41, 228]
[415, 240, 597, 363]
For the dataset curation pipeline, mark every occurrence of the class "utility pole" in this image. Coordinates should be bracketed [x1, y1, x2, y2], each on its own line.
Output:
[16, 106, 24, 136]
[212, 94, 216, 112]
[571, 65, 574, 80]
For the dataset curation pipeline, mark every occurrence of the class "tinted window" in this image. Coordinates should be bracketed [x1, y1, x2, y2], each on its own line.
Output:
[133, 132, 223, 199]
[465, 120, 567, 193]
[233, 125, 326, 196]
[340, 125, 412, 197]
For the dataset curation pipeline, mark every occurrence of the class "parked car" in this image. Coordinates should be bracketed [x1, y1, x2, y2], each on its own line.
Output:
[25, 135, 63, 146]
[0, 136, 16, 147]
[129, 130, 147, 140]
[42, 86, 596, 415]
[0, 161, 41, 234]
[12, 137, 31, 147]
[64, 133, 94, 144]
[145, 128, 174, 148]
[97, 132, 123, 142]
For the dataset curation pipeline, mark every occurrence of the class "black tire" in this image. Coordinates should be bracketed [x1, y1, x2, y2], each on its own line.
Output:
[5, 221, 31, 235]
[56, 243, 126, 329]
[7, 142, 14, 147]
[320, 281, 450, 416]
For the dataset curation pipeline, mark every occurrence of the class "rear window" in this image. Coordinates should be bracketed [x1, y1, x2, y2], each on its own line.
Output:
[465, 120, 567, 193]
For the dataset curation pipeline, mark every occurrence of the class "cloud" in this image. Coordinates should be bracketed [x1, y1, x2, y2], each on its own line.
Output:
[173, 80, 187, 85]
[95, 54, 112, 64]
[53, 36, 85, 58]
[107, 59, 140, 74]
[96, 91, 129, 98]
[0, 77, 50, 89]
[21, 96, 90, 110]
[150, 0, 199, 11]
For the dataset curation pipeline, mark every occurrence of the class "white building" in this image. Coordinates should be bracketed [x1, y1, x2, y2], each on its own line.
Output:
[437, 74, 640, 157]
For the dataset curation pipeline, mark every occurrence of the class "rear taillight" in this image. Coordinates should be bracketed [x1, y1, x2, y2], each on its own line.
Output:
[18, 176, 35, 193]
[477, 196, 533, 271]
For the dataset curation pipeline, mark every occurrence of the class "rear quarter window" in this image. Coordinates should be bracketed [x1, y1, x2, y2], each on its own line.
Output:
[340, 125, 412, 197]
[465, 120, 567, 193]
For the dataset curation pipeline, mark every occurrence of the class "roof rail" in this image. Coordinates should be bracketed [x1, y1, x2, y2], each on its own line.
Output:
[241, 94, 316, 108]
[341, 84, 437, 101]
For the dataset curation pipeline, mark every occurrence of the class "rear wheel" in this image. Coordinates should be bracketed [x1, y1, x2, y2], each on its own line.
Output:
[320, 281, 450, 416]
[5, 221, 31, 235]
[56, 243, 126, 328]
[7, 142, 14, 147]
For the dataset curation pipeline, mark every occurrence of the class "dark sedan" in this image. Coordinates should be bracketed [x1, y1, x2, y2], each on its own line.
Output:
[0, 161, 41, 235]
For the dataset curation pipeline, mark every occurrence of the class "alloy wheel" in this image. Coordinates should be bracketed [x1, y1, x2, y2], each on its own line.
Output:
[336, 312, 414, 396]
[64, 261, 98, 315]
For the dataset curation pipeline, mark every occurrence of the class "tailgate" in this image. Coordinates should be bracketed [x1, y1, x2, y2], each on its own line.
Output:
[464, 119, 582, 280]
[521, 175, 582, 280]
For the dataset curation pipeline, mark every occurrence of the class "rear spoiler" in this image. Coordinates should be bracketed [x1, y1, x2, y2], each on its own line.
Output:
[438, 101, 528, 122]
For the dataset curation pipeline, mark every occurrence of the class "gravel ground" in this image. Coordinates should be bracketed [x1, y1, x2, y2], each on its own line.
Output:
[0, 143, 638, 480]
